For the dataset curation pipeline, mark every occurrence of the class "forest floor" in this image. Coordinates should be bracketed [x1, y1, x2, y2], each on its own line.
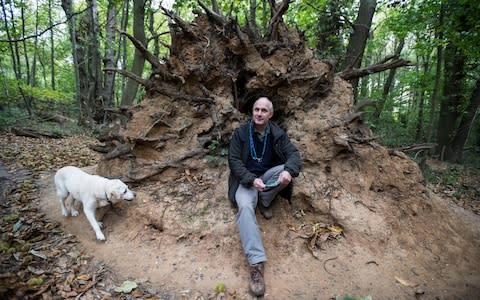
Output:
[1, 132, 480, 299]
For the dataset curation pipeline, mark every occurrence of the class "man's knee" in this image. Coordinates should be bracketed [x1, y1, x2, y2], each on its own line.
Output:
[236, 197, 256, 211]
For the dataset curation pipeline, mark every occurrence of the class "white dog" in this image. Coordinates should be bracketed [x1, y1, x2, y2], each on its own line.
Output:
[54, 166, 136, 240]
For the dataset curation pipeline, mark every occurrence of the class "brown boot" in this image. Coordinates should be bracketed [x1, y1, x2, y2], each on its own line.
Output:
[249, 263, 265, 297]
[258, 203, 273, 219]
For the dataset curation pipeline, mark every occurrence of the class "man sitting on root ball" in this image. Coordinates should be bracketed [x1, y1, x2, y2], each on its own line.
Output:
[227, 96, 302, 296]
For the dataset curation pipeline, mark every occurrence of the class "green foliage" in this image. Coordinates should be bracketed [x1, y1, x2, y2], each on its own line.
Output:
[423, 166, 460, 186]
[285, 0, 356, 53]
[0, 106, 90, 136]
[214, 282, 226, 293]
[370, 117, 415, 148]
[206, 139, 227, 167]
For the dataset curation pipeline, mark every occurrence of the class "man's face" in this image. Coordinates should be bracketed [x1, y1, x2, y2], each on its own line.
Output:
[252, 98, 273, 128]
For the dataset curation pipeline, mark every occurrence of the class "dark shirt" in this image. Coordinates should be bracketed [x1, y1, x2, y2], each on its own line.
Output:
[246, 130, 277, 176]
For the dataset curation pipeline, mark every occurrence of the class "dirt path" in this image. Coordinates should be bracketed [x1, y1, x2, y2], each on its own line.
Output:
[39, 165, 480, 299]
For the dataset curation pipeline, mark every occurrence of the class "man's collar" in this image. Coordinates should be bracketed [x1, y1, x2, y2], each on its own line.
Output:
[252, 122, 270, 135]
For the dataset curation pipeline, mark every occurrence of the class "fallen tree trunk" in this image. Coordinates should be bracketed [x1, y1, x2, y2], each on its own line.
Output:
[11, 127, 63, 139]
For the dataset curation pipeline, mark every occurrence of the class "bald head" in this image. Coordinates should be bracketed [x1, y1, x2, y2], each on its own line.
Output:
[253, 97, 274, 114]
[252, 97, 274, 132]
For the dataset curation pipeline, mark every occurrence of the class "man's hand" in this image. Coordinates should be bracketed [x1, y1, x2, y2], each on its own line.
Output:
[278, 170, 292, 185]
[253, 178, 266, 191]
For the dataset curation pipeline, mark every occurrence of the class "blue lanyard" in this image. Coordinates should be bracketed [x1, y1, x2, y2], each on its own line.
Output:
[249, 120, 269, 163]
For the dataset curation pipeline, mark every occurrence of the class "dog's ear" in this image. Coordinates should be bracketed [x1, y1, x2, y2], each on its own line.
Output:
[107, 179, 123, 201]
[109, 179, 130, 201]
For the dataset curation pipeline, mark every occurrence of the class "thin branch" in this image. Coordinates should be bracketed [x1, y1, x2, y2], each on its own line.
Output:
[103, 67, 149, 86]
[0, 6, 91, 43]
[266, 0, 291, 39]
[337, 57, 414, 80]
[161, 6, 197, 37]
[117, 28, 163, 70]
[196, 0, 225, 26]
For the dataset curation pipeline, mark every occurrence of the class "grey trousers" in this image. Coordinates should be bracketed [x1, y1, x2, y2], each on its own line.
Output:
[235, 165, 287, 265]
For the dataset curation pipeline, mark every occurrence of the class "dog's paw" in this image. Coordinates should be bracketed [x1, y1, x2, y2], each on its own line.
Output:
[71, 210, 79, 217]
[96, 232, 106, 241]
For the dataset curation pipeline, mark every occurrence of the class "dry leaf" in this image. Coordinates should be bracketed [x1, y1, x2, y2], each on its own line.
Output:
[395, 276, 417, 287]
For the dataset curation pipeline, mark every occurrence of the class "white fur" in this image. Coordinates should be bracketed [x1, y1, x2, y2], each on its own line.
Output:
[54, 166, 136, 240]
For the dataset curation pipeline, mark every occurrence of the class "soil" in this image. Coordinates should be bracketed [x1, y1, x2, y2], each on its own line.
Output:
[39, 158, 480, 299]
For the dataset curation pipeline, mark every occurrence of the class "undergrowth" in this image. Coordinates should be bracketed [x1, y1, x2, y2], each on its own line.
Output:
[0, 107, 92, 137]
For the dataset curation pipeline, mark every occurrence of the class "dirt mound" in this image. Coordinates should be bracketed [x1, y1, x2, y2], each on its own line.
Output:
[39, 159, 480, 299]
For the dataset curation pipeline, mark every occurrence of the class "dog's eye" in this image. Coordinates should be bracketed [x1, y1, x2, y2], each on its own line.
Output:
[123, 188, 127, 194]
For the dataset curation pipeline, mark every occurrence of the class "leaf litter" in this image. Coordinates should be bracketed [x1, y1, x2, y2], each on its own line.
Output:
[0, 134, 153, 299]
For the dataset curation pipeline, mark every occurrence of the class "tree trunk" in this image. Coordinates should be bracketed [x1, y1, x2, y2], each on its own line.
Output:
[21, 4, 31, 85]
[357, 46, 371, 99]
[30, 0, 39, 87]
[7, 0, 22, 81]
[427, 5, 444, 143]
[118, 1, 130, 102]
[61, 0, 82, 122]
[375, 38, 404, 119]
[48, 0, 55, 90]
[86, 0, 104, 122]
[121, 0, 146, 106]
[436, 43, 465, 161]
[248, 0, 259, 38]
[102, 0, 117, 110]
[147, 7, 159, 58]
[415, 54, 429, 143]
[340, 0, 377, 98]
[70, 0, 103, 125]
[448, 79, 480, 162]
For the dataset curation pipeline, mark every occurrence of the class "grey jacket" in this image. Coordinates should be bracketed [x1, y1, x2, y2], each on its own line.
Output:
[227, 121, 302, 204]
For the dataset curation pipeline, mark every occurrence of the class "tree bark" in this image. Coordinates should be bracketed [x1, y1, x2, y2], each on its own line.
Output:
[121, 0, 146, 106]
[86, 0, 103, 122]
[61, 0, 82, 122]
[21, 3, 31, 85]
[415, 56, 429, 143]
[340, 0, 377, 98]
[436, 43, 465, 161]
[427, 5, 444, 143]
[118, 1, 130, 103]
[102, 0, 117, 109]
[374, 38, 404, 119]
[248, 0, 260, 38]
[30, 0, 39, 87]
[48, 0, 56, 90]
[448, 79, 480, 162]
